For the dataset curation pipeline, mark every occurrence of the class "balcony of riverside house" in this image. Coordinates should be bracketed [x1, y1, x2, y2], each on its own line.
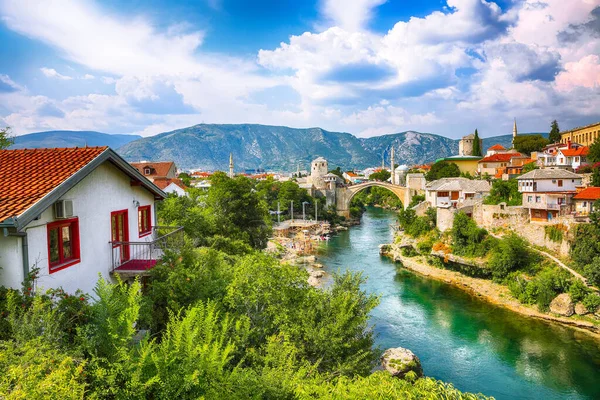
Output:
[109, 226, 184, 276]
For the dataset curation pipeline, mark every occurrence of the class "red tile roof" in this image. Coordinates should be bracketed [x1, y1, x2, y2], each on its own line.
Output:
[479, 152, 524, 163]
[153, 177, 187, 190]
[0, 147, 107, 222]
[561, 146, 589, 157]
[488, 144, 506, 151]
[573, 187, 600, 200]
[130, 161, 175, 178]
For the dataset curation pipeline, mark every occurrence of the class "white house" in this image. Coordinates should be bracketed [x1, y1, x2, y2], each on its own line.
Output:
[517, 169, 582, 222]
[536, 142, 587, 170]
[0, 147, 179, 295]
[153, 177, 187, 196]
[425, 178, 491, 208]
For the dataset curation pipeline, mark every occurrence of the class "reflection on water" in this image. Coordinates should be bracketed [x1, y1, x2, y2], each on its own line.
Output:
[317, 207, 600, 400]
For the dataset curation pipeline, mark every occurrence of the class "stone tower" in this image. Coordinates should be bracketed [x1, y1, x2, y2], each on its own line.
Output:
[310, 157, 328, 189]
[512, 118, 518, 147]
[229, 153, 234, 178]
[459, 132, 483, 156]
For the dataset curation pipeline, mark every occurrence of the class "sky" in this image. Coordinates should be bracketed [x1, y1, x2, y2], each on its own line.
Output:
[0, 0, 599, 139]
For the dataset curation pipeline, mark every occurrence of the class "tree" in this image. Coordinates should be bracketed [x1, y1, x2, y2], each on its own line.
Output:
[0, 127, 13, 150]
[588, 135, 600, 164]
[513, 134, 549, 155]
[484, 179, 522, 206]
[328, 166, 344, 179]
[426, 162, 460, 181]
[177, 172, 191, 186]
[472, 129, 482, 156]
[549, 120, 561, 143]
[522, 161, 537, 173]
[369, 169, 391, 181]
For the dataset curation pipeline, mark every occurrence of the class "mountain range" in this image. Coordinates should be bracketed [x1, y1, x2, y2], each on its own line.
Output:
[11, 124, 527, 171]
[10, 130, 141, 150]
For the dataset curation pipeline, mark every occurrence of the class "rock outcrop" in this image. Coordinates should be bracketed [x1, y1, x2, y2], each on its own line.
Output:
[381, 347, 423, 380]
[549, 293, 575, 317]
[575, 302, 589, 316]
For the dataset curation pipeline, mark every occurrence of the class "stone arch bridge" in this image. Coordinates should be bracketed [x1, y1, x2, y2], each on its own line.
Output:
[335, 181, 424, 218]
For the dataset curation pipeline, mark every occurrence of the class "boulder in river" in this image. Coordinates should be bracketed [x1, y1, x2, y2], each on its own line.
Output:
[381, 347, 423, 380]
[549, 293, 574, 317]
[575, 302, 589, 316]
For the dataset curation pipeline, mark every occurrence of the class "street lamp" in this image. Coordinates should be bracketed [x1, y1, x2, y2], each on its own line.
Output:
[302, 201, 309, 221]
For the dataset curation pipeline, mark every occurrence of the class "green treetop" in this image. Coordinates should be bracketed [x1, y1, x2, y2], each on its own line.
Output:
[588, 134, 600, 164]
[472, 129, 482, 156]
[0, 127, 13, 150]
[549, 120, 561, 143]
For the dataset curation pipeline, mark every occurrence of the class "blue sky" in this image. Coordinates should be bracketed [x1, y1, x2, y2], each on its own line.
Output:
[0, 0, 599, 138]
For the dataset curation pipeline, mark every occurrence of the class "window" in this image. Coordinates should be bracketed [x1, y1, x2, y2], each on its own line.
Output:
[144, 167, 151, 175]
[558, 179, 563, 187]
[138, 205, 152, 236]
[47, 218, 80, 273]
[535, 196, 541, 203]
[528, 196, 533, 203]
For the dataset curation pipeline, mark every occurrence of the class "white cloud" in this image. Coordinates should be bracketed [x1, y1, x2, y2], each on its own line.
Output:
[40, 67, 72, 80]
[82, 74, 95, 80]
[320, 0, 386, 31]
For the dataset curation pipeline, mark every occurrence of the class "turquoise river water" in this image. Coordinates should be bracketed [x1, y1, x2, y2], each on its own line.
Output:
[316, 207, 600, 400]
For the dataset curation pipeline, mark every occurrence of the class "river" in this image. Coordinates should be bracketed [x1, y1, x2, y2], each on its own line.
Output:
[316, 207, 600, 400]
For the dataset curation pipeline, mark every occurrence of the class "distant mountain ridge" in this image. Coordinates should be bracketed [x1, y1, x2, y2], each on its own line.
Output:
[10, 130, 141, 150]
[12, 125, 546, 171]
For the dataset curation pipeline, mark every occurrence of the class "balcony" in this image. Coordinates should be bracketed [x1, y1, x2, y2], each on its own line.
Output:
[110, 226, 184, 275]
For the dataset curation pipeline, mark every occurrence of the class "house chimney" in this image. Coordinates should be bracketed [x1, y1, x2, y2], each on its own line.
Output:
[567, 140, 571, 149]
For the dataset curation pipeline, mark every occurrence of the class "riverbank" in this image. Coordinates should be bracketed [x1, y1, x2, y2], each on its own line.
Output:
[382, 243, 600, 339]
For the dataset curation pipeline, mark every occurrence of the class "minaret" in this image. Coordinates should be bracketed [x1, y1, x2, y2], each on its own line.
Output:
[229, 153, 234, 178]
[512, 118, 518, 147]
[390, 147, 395, 185]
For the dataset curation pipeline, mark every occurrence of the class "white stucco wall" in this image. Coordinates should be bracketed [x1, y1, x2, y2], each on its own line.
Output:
[0, 235, 24, 289]
[163, 183, 186, 196]
[519, 178, 581, 193]
[1, 162, 156, 295]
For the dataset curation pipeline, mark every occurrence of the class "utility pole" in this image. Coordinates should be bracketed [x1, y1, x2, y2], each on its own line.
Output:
[302, 201, 309, 221]
[291, 200, 294, 222]
[315, 199, 318, 222]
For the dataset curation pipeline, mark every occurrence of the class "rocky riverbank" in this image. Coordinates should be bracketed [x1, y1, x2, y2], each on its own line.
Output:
[381, 243, 600, 339]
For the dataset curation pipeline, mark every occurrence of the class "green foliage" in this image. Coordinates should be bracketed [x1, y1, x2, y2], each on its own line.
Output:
[451, 212, 492, 257]
[582, 293, 600, 312]
[583, 258, 600, 287]
[296, 371, 491, 400]
[350, 187, 402, 210]
[568, 279, 589, 303]
[0, 340, 86, 399]
[569, 224, 600, 267]
[513, 135, 549, 155]
[522, 162, 537, 173]
[178, 172, 191, 186]
[472, 129, 482, 156]
[549, 120, 561, 143]
[409, 194, 425, 208]
[488, 234, 531, 280]
[398, 208, 435, 238]
[508, 267, 572, 311]
[0, 127, 13, 150]
[328, 166, 344, 179]
[426, 162, 461, 181]
[588, 134, 600, 163]
[369, 169, 391, 181]
[484, 179, 522, 206]
[592, 168, 600, 187]
[544, 225, 564, 242]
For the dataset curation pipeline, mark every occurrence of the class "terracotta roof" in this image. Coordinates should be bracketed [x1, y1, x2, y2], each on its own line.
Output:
[345, 171, 358, 177]
[479, 153, 524, 163]
[560, 146, 589, 157]
[153, 177, 186, 190]
[130, 161, 175, 177]
[573, 187, 600, 200]
[488, 144, 506, 151]
[0, 147, 108, 222]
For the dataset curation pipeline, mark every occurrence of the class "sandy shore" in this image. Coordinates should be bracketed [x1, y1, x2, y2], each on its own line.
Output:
[383, 247, 600, 340]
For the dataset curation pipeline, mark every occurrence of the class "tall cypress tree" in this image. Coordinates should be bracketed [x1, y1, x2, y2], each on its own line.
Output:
[472, 129, 482, 156]
[549, 120, 561, 143]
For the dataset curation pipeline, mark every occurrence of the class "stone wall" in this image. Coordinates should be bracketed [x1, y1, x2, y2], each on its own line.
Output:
[472, 202, 529, 228]
[437, 207, 456, 232]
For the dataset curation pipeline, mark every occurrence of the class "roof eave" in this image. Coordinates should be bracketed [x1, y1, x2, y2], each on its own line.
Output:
[14, 148, 166, 231]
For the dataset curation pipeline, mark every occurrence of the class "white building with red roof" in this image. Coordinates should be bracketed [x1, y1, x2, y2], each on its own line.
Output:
[478, 152, 526, 176]
[573, 187, 600, 220]
[0, 147, 181, 294]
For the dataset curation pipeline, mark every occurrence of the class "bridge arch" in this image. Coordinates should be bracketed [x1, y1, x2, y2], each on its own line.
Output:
[335, 181, 418, 218]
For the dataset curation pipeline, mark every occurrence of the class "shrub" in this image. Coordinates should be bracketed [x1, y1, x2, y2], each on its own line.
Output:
[582, 293, 600, 313]
[570, 224, 600, 267]
[544, 225, 565, 243]
[401, 247, 419, 257]
[568, 279, 589, 303]
[583, 257, 600, 287]
[451, 212, 491, 257]
[488, 234, 530, 280]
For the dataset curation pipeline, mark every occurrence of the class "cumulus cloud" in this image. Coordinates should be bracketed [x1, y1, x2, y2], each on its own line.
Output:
[320, 0, 386, 31]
